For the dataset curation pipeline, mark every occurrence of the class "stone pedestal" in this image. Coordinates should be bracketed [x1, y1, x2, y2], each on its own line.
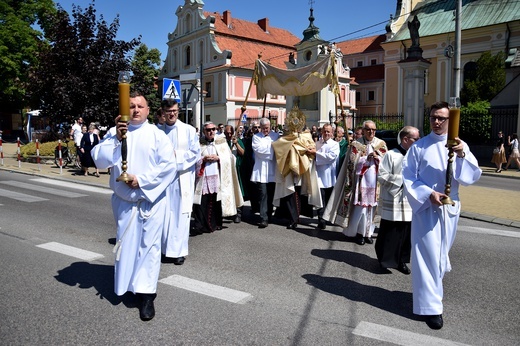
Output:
[398, 59, 431, 134]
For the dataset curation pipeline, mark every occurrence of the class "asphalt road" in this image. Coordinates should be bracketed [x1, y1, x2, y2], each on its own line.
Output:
[0, 171, 519, 345]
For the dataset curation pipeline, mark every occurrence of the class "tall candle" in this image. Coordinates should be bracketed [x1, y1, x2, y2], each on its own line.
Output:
[118, 82, 130, 122]
[447, 97, 460, 147]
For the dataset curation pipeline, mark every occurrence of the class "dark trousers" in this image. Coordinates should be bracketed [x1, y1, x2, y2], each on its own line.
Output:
[193, 193, 222, 232]
[257, 182, 275, 222]
[317, 187, 334, 221]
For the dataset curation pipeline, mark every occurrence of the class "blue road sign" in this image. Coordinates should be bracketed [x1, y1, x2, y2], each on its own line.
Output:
[163, 78, 181, 101]
[241, 113, 247, 123]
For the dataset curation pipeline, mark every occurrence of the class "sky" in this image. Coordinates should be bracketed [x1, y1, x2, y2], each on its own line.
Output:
[54, 0, 397, 59]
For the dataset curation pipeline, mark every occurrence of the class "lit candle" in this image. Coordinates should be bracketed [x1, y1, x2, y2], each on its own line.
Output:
[447, 97, 460, 147]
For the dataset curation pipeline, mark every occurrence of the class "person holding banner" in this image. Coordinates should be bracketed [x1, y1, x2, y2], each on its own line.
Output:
[402, 101, 481, 330]
[91, 92, 176, 321]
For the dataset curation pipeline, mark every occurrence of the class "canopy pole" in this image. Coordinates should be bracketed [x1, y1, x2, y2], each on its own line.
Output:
[241, 54, 261, 124]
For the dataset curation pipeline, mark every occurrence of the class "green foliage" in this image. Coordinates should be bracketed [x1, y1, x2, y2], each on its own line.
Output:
[0, 0, 56, 109]
[461, 51, 505, 105]
[131, 43, 162, 112]
[20, 140, 76, 157]
[28, 2, 140, 126]
[460, 101, 491, 142]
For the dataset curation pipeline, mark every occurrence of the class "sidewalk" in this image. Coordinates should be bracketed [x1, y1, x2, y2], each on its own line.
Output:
[1, 142, 519, 228]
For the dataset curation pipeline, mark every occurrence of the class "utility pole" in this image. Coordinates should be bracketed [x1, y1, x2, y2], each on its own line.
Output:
[454, 0, 462, 98]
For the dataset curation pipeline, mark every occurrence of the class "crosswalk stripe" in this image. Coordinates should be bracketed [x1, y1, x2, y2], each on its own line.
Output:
[30, 178, 112, 195]
[36, 242, 104, 261]
[352, 321, 470, 346]
[459, 225, 520, 238]
[159, 275, 252, 304]
[0, 188, 48, 202]
[0, 181, 88, 198]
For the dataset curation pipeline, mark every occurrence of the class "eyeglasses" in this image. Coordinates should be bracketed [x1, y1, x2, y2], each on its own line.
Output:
[205, 127, 216, 132]
[407, 136, 420, 141]
[252, 126, 259, 129]
[430, 116, 449, 123]
[163, 109, 179, 114]
[363, 128, 376, 132]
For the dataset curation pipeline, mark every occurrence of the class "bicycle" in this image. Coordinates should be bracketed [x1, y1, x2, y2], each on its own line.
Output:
[54, 139, 81, 169]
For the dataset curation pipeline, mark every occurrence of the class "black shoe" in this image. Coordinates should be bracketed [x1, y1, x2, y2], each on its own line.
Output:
[356, 234, 365, 245]
[215, 225, 223, 231]
[317, 220, 326, 230]
[364, 237, 373, 244]
[138, 294, 156, 321]
[233, 215, 241, 223]
[259, 221, 268, 228]
[397, 262, 411, 275]
[425, 314, 443, 330]
[172, 256, 185, 265]
[190, 227, 203, 236]
[287, 222, 297, 229]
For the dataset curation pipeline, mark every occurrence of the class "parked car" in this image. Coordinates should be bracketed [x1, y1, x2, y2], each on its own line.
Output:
[375, 130, 399, 150]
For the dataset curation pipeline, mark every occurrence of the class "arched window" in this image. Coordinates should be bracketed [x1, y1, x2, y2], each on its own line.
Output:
[186, 46, 191, 67]
[185, 14, 191, 33]
[463, 61, 477, 83]
[173, 50, 177, 71]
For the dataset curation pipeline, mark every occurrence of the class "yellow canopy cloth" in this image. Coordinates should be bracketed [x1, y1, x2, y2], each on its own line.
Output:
[272, 131, 315, 177]
[253, 54, 338, 99]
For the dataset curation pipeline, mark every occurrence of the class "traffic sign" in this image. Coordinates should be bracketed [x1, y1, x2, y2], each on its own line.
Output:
[241, 113, 247, 123]
[163, 78, 181, 101]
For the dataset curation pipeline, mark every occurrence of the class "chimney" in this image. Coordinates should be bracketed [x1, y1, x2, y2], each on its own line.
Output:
[258, 18, 269, 32]
[223, 10, 231, 26]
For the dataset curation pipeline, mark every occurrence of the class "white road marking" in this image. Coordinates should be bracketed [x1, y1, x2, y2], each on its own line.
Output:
[352, 321, 471, 346]
[36, 242, 104, 261]
[0, 181, 87, 198]
[159, 275, 252, 304]
[31, 178, 112, 194]
[0, 188, 48, 202]
[459, 225, 520, 238]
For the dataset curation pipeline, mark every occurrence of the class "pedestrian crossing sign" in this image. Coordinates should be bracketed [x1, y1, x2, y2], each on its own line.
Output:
[241, 113, 247, 123]
[162, 78, 181, 101]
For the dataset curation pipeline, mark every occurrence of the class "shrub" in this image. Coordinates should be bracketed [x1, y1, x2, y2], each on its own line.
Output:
[20, 141, 77, 158]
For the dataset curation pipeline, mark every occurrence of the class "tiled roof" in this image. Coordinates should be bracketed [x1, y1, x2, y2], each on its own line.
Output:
[336, 34, 386, 55]
[350, 65, 385, 82]
[205, 11, 300, 69]
[214, 36, 294, 70]
[389, 0, 520, 42]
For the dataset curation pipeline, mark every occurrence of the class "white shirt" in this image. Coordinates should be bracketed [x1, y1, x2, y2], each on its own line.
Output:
[251, 131, 279, 183]
[315, 138, 340, 188]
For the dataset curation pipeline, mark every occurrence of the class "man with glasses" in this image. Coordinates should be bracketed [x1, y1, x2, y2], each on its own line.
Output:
[324, 120, 387, 245]
[160, 99, 200, 265]
[193, 121, 243, 233]
[402, 101, 481, 330]
[375, 126, 420, 275]
[251, 118, 279, 228]
[91, 92, 177, 321]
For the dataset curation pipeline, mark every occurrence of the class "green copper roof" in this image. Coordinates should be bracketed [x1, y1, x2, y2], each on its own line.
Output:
[388, 0, 520, 42]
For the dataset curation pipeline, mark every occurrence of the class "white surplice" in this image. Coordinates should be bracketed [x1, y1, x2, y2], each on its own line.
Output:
[315, 138, 340, 189]
[402, 131, 481, 315]
[91, 122, 176, 296]
[161, 120, 200, 258]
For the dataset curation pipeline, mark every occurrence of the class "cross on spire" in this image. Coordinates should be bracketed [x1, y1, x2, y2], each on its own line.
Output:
[309, 0, 315, 9]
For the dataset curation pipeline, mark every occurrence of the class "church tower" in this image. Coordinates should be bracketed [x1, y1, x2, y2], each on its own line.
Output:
[287, 4, 355, 128]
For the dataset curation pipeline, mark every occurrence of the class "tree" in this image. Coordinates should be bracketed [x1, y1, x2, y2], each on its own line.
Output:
[0, 0, 56, 110]
[131, 43, 161, 113]
[461, 51, 506, 105]
[28, 2, 140, 126]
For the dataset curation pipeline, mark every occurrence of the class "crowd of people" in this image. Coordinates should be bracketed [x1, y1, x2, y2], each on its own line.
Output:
[491, 130, 520, 172]
[91, 95, 482, 331]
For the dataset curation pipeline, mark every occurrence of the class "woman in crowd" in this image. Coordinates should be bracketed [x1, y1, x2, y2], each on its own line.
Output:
[79, 124, 100, 176]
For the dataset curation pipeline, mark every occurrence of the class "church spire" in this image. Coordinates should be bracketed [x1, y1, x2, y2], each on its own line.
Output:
[301, 1, 323, 43]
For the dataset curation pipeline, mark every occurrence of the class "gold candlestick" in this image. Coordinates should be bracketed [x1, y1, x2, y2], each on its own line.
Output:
[116, 71, 131, 183]
[441, 97, 460, 206]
